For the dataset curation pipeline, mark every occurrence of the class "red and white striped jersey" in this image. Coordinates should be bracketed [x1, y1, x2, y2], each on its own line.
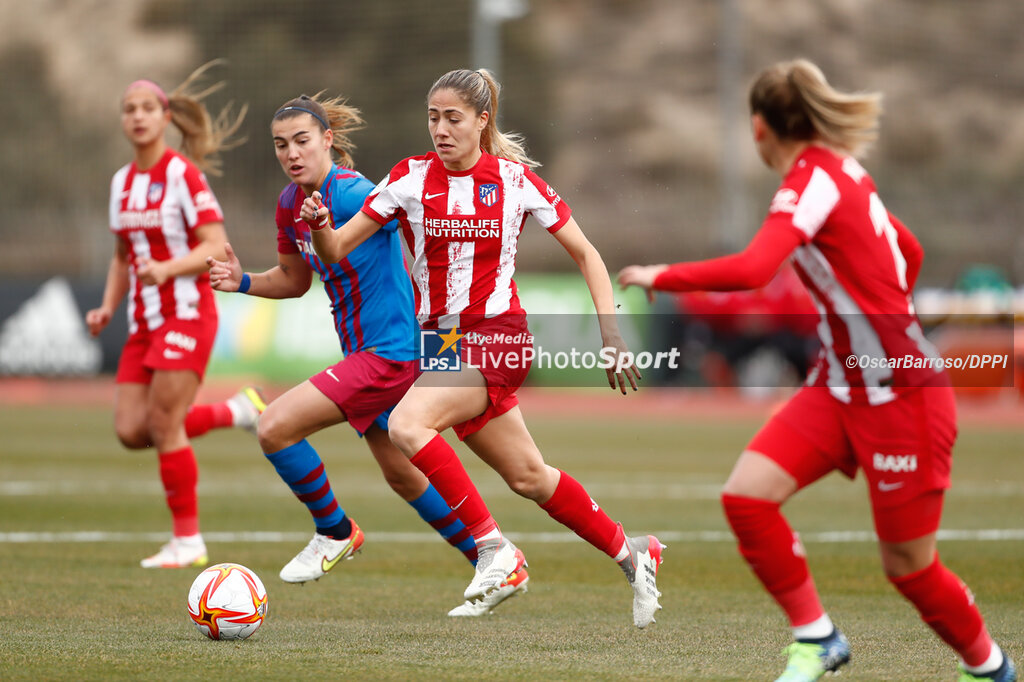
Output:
[108, 149, 223, 334]
[764, 146, 942, 404]
[362, 151, 571, 330]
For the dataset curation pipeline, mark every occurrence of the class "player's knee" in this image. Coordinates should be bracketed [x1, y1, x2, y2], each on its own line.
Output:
[256, 403, 288, 453]
[385, 409, 420, 454]
[115, 424, 150, 450]
[504, 463, 548, 500]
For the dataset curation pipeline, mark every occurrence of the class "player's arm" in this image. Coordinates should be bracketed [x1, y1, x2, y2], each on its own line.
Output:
[618, 224, 803, 297]
[136, 222, 228, 286]
[302, 191, 381, 264]
[553, 217, 640, 393]
[85, 239, 130, 337]
[889, 212, 923, 290]
[208, 245, 312, 299]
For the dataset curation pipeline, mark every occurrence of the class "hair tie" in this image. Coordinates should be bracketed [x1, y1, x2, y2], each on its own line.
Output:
[276, 106, 329, 131]
[125, 79, 169, 109]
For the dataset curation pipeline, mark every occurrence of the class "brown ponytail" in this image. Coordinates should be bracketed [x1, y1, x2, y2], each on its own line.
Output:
[273, 92, 365, 169]
[749, 59, 882, 158]
[167, 59, 247, 176]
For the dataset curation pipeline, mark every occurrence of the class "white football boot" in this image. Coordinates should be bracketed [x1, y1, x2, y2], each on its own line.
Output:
[140, 535, 208, 568]
[463, 537, 526, 600]
[226, 386, 267, 436]
[448, 566, 530, 617]
[618, 533, 665, 628]
[279, 522, 364, 583]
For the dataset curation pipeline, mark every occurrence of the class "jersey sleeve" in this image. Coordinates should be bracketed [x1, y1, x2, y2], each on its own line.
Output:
[523, 167, 572, 232]
[275, 188, 299, 255]
[652, 223, 804, 292]
[334, 174, 401, 234]
[179, 164, 224, 229]
[761, 163, 840, 244]
[362, 161, 413, 226]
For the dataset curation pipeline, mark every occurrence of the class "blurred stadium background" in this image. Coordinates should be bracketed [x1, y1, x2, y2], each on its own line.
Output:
[1, 0, 1021, 387]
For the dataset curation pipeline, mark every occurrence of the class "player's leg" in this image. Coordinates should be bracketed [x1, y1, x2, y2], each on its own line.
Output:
[387, 369, 514, 601]
[463, 405, 664, 628]
[185, 386, 267, 438]
[140, 367, 207, 568]
[721, 387, 852, 680]
[363, 424, 478, 566]
[387, 369, 500, 546]
[112, 382, 152, 449]
[865, 385, 1015, 682]
[258, 379, 362, 583]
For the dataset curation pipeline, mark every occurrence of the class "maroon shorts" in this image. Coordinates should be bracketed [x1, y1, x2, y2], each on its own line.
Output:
[747, 379, 957, 542]
[309, 351, 418, 436]
[451, 315, 533, 440]
[116, 317, 217, 383]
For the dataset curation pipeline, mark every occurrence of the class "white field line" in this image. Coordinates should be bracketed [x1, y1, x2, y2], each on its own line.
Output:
[2, 480, 1022, 499]
[2, 529, 1024, 544]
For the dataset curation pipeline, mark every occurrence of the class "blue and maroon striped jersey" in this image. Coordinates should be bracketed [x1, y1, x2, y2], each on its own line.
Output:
[276, 165, 416, 361]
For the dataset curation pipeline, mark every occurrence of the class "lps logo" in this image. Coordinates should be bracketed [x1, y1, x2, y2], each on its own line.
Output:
[419, 328, 463, 371]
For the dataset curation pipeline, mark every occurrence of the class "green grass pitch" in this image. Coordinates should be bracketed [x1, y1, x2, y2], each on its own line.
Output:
[1, 396, 1021, 680]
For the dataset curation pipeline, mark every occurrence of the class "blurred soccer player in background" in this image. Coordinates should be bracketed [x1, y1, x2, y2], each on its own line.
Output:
[619, 59, 1015, 682]
[304, 68, 664, 628]
[207, 93, 524, 616]
[85, 62, 263, 569]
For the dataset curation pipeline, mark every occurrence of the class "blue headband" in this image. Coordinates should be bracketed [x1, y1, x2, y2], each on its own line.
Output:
[276, 106, 329, 131]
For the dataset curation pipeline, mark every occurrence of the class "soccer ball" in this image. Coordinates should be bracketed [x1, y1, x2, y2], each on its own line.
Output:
[187, 563, 268, 640]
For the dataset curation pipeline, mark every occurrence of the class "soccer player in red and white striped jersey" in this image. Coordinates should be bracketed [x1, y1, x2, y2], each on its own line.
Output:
[620, 59, 1014, 682]
[85, 64, 253, 570]
[305, 68, 664, 628]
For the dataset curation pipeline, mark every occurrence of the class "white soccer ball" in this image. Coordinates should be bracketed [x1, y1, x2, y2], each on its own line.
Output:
[187, 562, 268, 640]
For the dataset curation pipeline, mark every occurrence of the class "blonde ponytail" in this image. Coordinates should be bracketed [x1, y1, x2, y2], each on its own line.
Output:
[168, 59, 247, 176]
[749, 59, 882, 158]
[428, 68, 538, 168]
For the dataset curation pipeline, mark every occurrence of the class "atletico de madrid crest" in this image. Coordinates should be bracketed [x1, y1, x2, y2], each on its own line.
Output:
[478, 183, 499, 207]
[148, 182, 164, 204]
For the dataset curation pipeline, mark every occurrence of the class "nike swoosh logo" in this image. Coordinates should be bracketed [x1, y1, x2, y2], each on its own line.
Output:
[877, 480, 905, 492]
[424, 192, 445, 200]
[452, 495, 468, 511]
[325, 368, 339, 382]
[320, 530, 361, 573]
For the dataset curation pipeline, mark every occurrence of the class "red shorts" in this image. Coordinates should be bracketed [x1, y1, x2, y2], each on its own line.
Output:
[451, 315, 532, 440]
[748, 379, 957, 542]
[309, 351, 418, 436]
[116, 317, 217, 383]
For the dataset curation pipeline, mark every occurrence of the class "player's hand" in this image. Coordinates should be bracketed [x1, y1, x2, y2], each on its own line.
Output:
[601, 332, 641, 394]
[300, 191, 331, 230]
[617, 264, 668, 304]
[136, 257, 171, 286]
[207, 243, 244, 292]
[85, 307, 112, 337]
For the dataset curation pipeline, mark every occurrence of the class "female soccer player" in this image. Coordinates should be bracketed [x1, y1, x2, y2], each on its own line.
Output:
[85, 63, 258, 569]
[207, 94, 524, 616]
[303, 69, 664, 629]
[619, 59, 1016, 681]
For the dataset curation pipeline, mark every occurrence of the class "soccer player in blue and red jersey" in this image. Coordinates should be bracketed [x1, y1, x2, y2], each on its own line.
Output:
[620, 59, 1015, 682]
[208, 94, 527, 616]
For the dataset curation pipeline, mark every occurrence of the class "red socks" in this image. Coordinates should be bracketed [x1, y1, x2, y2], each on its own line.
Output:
[722, 493, 825, 627]
[540, 471, 624, 557]
[890, 556, 993, 666]
[184, 403, 233, 439]
[410, 434, 497, 540]
[158, 446, 199, 536]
